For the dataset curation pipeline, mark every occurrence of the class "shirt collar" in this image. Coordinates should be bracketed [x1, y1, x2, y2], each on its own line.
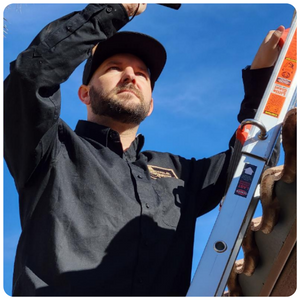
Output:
[74, 120, 145, 159]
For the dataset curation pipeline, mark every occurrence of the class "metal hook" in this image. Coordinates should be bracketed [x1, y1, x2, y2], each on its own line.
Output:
[240, 119, 268, 140]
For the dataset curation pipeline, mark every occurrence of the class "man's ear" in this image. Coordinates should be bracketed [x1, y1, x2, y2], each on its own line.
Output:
[78, 85, 90, 105]
[147, 98, 154, 117]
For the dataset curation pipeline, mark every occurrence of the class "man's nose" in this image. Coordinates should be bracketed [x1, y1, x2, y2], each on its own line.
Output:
[121, 67, 136, 84]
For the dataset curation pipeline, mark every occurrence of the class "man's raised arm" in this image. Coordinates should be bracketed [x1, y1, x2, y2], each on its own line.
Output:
[4, 4, 145, 189]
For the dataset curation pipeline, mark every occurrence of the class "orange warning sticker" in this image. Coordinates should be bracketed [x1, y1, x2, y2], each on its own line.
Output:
[273, 84, 288, 97]
[264, 29, 297, 118]
[264, 93, 286, 118]
[276, 59, 296, 87]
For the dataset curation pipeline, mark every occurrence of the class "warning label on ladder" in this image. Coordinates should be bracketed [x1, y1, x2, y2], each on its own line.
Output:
[264, 29, 297, 118]
[234, 164, 257, 198]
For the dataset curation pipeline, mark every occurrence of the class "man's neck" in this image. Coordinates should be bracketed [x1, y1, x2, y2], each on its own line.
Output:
[88, 115, 139, 151]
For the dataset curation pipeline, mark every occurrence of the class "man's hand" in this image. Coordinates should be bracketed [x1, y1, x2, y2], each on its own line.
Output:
[122, 4, 147, 17]
[251, 25, 285, 70]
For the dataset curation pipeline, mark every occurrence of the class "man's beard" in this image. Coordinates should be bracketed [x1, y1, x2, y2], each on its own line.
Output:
[89, 84, 151, 125]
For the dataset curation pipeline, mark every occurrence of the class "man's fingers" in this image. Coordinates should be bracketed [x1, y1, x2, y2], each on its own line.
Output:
[250, 25, 286, 70]
[269, 25, 285, 47]
[138, 4, 147, 15]
[122, 4, 147, 17]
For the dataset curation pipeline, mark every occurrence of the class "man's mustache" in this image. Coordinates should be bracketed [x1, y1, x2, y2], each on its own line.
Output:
[113, 83, 143, 100]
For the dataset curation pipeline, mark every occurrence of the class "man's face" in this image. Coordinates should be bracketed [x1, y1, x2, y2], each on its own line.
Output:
[88, 53, 153, 125]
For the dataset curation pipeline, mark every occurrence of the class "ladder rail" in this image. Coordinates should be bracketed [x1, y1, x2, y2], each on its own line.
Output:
[187, 157, 266, 296]
[216, 190, 261, 295]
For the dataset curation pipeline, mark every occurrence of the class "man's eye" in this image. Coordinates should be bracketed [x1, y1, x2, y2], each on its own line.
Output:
[136, 72, 148, 79]
[107, 66, 120, 71]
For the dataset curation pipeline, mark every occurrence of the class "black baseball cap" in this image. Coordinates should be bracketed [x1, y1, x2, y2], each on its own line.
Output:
[82, 31, 167, 89]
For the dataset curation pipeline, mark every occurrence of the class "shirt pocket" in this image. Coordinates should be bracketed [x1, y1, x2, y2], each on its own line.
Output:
[151, 177, 185, 228]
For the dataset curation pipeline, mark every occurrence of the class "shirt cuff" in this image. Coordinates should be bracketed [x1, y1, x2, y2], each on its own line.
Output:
[242, 66, 274, 98]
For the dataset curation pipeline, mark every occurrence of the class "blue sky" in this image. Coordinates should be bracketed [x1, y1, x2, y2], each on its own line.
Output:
[2, 2, 296, 296]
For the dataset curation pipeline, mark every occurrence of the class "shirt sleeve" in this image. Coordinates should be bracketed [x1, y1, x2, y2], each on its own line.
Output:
[237, 66, 274, 122]
[4, 4, 129, 190]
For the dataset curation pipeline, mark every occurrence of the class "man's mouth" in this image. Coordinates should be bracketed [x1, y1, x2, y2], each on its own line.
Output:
[117, 89, 139, 99]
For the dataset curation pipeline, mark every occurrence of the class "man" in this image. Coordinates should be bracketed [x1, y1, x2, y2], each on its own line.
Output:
[4, 3, 283, 296]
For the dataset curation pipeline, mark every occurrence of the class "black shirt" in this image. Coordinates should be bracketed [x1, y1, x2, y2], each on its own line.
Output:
[4, 4, 273, 296]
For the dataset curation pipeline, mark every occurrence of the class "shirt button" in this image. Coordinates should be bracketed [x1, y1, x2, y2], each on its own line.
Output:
[145, 203, 150, 209]
[106, 6, 113, 13]
[109, 131, 118, 139]
[137, 174, 143, 179]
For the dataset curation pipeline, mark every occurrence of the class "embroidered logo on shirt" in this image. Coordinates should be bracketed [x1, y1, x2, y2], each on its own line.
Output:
[148, 165, 178, 180]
